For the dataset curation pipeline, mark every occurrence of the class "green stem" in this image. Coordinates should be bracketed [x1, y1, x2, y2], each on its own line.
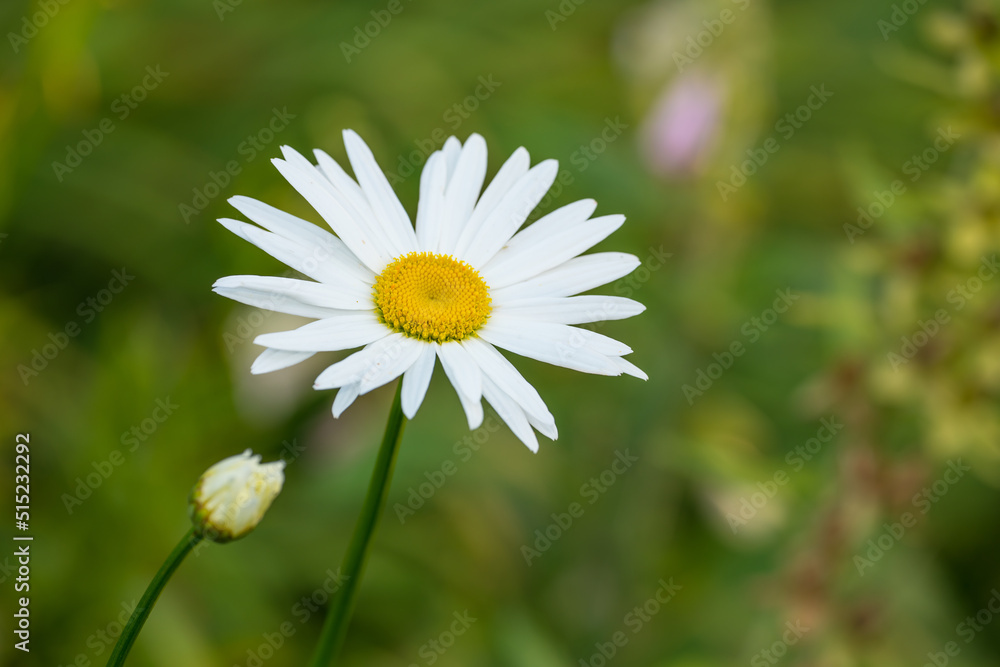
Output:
[309, 382, 407, 667]
[106, 528, 202, 667]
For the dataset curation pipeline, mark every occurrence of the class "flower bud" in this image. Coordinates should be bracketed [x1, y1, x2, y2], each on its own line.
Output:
[189, 450, 285, 542]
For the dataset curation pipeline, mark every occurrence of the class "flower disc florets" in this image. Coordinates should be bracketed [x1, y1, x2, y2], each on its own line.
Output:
[373, 251, 491, 343]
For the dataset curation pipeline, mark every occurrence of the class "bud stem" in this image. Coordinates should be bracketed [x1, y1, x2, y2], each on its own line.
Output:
[106, 528, 202, 667]
[309, 382, 407, 667]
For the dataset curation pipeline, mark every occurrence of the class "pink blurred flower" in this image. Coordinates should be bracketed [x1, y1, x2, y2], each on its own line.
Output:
[641, 73, 723, 177]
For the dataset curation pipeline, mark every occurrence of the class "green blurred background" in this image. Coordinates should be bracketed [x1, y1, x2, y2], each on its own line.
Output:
[4, 0, 1000, 665]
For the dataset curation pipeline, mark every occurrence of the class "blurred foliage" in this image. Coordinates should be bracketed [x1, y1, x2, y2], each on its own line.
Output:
[2, 0, 1000, 666]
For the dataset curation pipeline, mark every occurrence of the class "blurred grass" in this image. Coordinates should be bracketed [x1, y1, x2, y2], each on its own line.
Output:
[3, 0, 1000, 666]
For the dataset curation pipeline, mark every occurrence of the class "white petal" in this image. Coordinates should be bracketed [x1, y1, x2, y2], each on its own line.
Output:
[213, 277, 344, 320]
[401, 346, 436, 418]
[489, 315, 632, 356]
[251, 349, 316, 375]
[495, 296, 645, 325]
[415, 152, 448, 251]
[227, 195, 375, 285]
[610, 356, 648, 380]
[213, 275, 373, 311]
[332, 383, 360, 417]
[454, 147, 530, 257]
[310, 148, 402, 260]
[525, 411, 558, 441]
[438, 134, 487, 254]
[483, 213, 624, 289]
[498, 198, 598, 248]
[490, 252, 641, 301]
[460, 159, 559, 269]
[478, 197, 597, 282]
[481, 376, 538, 453]
[461, 337, 555, 436]
[478, 319, 623, 376]
[277, 146, 394, 256]
[218, 218, 373, 290]
[271, 156, 391, 272]
[254, 311, 387, 352]
[441, 136, 462, 180]
[314, 333, 404, 389]
[436, 341, 484, 429]
[356, 337, 424, 394]
[342, 130, 418, 255]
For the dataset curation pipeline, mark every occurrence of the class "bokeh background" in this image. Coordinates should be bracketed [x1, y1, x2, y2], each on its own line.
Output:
[4, 0, 1000, 665]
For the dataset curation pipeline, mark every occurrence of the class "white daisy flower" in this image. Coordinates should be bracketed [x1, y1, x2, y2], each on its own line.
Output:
[214, 131, 646, 452]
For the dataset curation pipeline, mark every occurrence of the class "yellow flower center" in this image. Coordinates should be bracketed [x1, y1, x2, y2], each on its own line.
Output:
[373, 252, 491, 343]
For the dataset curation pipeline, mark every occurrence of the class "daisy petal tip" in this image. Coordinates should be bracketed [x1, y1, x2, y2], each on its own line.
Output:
[624, 255, 642, 271]
[627, 366, 649, 381]
[251, 333, 273, 348]
[468, 411, 485, 431]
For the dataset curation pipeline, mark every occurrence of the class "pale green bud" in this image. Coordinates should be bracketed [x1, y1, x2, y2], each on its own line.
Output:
[189, 450, 285, 542]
